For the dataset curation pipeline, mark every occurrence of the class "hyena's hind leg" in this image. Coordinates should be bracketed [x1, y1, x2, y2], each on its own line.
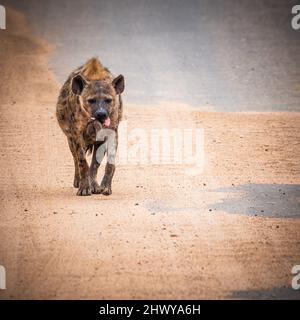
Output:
[90, 141, 106, 194]
[67, 137, 80, 188]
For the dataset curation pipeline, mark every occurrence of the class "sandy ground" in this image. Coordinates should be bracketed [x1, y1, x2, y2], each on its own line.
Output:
[0, 8, 300, 299]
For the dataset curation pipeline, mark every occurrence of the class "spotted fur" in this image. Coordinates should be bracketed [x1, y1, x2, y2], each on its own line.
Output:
[56, 57, 124, 196]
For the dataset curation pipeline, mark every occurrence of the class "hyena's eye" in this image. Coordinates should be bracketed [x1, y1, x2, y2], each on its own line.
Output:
[87, 98, 96, 104]
[105, 98, 112, 104]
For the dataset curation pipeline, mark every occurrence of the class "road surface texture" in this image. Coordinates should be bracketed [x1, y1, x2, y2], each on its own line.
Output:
[0, 1, 299, 299]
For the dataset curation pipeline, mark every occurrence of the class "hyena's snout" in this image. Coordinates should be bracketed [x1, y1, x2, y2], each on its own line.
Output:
[94, 106, 110, 128]
[94, 107, 108, 122]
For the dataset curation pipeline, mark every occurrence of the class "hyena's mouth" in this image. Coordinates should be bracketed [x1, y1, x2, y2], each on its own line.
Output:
[102, 117, 111, 128]
[90, 116, 110, 128]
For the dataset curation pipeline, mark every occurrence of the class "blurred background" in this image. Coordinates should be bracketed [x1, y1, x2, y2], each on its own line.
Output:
[1, 0, 300, 301]
[4, 0, 300, 111]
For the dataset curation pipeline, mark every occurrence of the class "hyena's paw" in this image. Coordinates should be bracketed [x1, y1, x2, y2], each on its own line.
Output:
[73, 175, 80, 188]
[91, 181, 102, 194]
[76, 180, 92, 196]
[100, 183, 112, 196]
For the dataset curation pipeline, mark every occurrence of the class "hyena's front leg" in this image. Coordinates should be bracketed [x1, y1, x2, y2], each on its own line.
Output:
[99, 130, 118, 196]
[99, 163, 116, 195]
[89, 141, 105, 194]
[74, 142, 91, 196]
[67, 137, 80, 188]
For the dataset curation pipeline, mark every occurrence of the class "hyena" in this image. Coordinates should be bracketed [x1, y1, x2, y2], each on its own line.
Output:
[56, 58, 124, 196]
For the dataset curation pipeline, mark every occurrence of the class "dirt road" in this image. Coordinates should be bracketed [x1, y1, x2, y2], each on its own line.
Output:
[0, 7, 299, 299]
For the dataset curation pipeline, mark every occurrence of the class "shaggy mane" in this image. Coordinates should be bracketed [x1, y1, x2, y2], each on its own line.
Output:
[82, 57, 108, 80]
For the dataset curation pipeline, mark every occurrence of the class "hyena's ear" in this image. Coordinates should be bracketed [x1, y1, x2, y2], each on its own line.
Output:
[71, 74, 87, 95]
[112, 75, 125, 94]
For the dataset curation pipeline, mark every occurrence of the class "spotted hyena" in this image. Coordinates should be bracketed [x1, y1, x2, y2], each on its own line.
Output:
[56, 58, 124, 196]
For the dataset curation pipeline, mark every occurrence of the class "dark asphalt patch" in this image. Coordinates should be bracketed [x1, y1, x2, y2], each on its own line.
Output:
[229, 286, 300, 300]
[211, 184, 300, 218]
[145, 200, 198, 213]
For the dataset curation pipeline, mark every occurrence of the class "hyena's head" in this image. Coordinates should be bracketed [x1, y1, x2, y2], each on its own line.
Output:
[71, 74, 124, 128]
